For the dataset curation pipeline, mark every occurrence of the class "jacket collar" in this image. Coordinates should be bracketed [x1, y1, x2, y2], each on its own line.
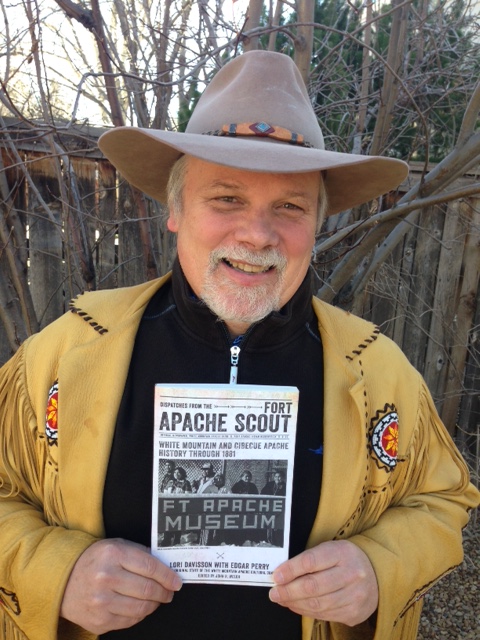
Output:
[69, 272, 379, 361]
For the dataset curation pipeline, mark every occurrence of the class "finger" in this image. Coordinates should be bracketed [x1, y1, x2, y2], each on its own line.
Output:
[121, 548, 182, 591]
[272, 542, 338, 585]
[111, 567, 178, 604]
[270, 577, 373, 628]
[104, 540, 183, 592]
[102, 591, 162, 621]
[65, 583, 165, 635]
[269, 565, 342, 605]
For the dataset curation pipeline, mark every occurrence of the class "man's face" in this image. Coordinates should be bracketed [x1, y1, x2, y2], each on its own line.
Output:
[167, 157, 320, 336]
[213, 474, 225, 487]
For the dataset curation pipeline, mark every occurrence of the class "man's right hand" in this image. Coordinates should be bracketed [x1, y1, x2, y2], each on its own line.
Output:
[60, 538, 182, 634]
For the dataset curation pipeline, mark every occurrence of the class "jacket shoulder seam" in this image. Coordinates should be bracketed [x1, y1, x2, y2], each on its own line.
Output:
[345, 325, 381, 361]
[69, 296, 109, 335]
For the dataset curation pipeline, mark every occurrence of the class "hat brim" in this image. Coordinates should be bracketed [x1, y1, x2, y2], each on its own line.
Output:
[98, 127, 408, 216]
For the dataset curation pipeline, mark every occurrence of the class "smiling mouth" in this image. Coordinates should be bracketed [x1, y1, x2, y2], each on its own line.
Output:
[223, 258, 274, 274]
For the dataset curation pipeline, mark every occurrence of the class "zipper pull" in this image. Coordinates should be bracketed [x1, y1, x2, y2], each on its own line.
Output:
[230, 345, 241, 384]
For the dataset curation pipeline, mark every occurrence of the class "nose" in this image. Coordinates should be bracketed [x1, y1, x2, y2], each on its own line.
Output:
[235, 205, 279, 250]
[233, 208, 280, 249]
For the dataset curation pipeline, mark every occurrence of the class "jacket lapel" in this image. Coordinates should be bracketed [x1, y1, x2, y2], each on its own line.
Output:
[308, 298, 377, 544]
[58, 276, 169, 536]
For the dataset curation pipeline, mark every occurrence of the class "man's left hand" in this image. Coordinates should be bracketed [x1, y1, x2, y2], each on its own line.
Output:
[269, 540, 378, 627]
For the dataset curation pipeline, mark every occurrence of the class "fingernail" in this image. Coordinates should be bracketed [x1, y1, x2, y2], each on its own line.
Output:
[173, 578, 183, 591]
[269, 587, 279, 602]
[272, 569, 284, 584]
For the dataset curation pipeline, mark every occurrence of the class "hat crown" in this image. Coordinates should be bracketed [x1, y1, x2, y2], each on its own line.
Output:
[185, 51, 325, 150]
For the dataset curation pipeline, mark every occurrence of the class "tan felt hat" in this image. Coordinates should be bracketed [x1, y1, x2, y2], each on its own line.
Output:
[99, 50, 408, 216]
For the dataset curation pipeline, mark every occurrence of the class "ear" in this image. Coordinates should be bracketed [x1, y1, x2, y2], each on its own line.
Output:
[167, 210, 179, 232]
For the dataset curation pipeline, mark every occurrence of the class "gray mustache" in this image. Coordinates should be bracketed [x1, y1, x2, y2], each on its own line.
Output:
[209, 247, 287, 271]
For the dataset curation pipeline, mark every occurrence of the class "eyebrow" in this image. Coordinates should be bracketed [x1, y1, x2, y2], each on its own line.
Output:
[205, 180, 246, 191]
[204, 181, 314, 201]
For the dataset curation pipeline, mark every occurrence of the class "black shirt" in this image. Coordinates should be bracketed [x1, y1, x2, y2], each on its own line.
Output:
[102, 261, 324, 639]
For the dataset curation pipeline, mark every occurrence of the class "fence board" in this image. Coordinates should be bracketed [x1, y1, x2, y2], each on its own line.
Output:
[0, 323, 10, 364]
[423, 202, 471, 423]
[73, 156, 98, 291]
[458, 278, 480, 460]
[0, 254, 24, 360]
[368, 236, 406, 338]
[442, 201, 480, 431]
[27, 155, 65, 326]
[96, 161, 117, 289]
[29, 204, 64, 328]
[116, 181, 148, 287]
[392, 222, 417, 347]
[400, 206, 445, 374]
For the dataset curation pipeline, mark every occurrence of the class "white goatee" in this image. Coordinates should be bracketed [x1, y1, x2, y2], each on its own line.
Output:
[201, 246, 287, 325]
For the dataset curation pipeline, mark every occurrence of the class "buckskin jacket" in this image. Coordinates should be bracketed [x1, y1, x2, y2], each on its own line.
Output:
[0, 274, 478, 640]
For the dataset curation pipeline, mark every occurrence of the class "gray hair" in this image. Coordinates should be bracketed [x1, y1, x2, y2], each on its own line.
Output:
[166, 154, 328, 233]
[166, 154, 189, 218]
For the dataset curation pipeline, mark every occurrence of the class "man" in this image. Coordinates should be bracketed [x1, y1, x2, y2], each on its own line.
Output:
[195, 462, 216, 493]
[159, 460, 175, 493]
[262, 471, 287, 496]
[231, 470, 259, 494]
[0, 51, 478, 640]
[262, 470, 287, 547]
[212, 473, 227, 493]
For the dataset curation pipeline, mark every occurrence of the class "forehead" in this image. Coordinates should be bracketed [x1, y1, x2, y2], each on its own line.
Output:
[184, 156, 320, 197]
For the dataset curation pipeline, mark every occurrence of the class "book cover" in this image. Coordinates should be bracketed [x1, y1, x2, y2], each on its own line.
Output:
[151, 384, 298, 586]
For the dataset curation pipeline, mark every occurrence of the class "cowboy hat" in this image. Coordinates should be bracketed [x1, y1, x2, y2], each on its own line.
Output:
[98, 50, 408, 216]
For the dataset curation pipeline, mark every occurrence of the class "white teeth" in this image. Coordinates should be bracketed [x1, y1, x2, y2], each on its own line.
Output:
[228, 260, 269, 273]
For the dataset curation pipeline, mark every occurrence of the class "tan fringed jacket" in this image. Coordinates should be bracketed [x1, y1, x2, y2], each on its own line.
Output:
[0, 274, 478, 640]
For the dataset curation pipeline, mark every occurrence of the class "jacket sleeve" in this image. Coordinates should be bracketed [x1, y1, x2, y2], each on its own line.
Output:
[0, 343, 98, 640]
[349, 375, 479, 640]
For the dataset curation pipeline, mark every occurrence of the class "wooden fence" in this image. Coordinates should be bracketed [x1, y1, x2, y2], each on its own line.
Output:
[315, 168, 479, 459]
[0, 120, 479, 461]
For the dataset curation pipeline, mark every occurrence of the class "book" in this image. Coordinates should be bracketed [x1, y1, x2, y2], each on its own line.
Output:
[151, 383, 298, 586]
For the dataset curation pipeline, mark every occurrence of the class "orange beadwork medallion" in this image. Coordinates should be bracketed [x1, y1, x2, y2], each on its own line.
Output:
[369, 406, 399, 471]
[45, 381, 59, 445]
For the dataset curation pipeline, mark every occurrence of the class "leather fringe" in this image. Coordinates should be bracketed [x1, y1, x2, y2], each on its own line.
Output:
[0, 343, 44, 504]
[0, 611, 28, 640]
[0, 343, 67, 527]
